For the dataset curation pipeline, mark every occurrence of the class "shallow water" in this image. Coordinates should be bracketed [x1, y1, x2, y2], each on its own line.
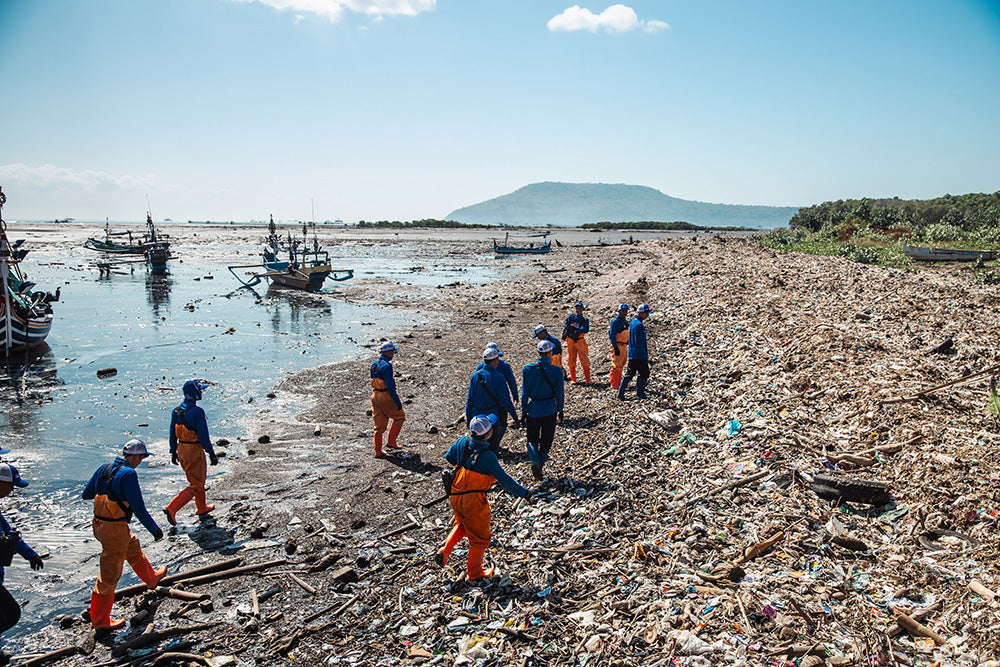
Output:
[0, 229, 503, 644]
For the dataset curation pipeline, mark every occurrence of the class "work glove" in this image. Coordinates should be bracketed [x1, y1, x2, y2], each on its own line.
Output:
[171, 452, 179, 466]
[28, 555, 44, 571]
[209, 452, 219, 466]
[152, 528, 164, 542]
[558, 411, 564, 422]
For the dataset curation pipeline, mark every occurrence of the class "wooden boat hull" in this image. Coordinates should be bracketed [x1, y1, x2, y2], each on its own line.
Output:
[0, 305, 52, 354]
[902, 245, 997, 262]
[263, 262, 332, 291]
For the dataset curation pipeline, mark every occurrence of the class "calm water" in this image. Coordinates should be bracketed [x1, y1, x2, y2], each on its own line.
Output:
[0, 229, 502, 644]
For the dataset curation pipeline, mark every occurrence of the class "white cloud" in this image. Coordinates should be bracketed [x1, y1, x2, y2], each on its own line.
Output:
[229, 0, 435, 22]
[547, 4, 668, 34]
[0, 163, 158, 192]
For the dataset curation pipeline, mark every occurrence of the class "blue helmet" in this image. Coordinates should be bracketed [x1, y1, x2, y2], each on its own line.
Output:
[183, 380, 206, 401]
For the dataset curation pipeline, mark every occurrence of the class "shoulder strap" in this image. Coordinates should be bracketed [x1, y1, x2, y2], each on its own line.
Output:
[477, 371, 501, 409]
[97, 463, 133, 519]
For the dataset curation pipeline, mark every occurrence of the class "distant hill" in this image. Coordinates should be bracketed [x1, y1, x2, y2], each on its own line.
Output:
[445, 182, 799, 229]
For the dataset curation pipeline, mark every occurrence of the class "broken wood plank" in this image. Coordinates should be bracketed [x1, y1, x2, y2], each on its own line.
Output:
[114, 557, 243, 600]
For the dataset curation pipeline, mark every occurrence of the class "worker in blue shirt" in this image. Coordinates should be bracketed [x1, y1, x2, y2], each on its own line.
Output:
[521, 340, 565, 480]
[532, 325, 566, 379]
[609, 303, 630, 389]
[435, 414, 533, 580]
[618, 303, 652, 400]
[165, 380, 218, 524]
[371, 342, 406, 457]
[82, 439, 166, 631]
[0, 463, 44, 635]
[563, 300, 591, 384]
[466, 347, 520, 448]
[475, 342, 518, 407]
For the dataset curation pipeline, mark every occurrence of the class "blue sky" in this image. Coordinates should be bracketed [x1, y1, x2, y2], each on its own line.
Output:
[1, 0, 998, 223]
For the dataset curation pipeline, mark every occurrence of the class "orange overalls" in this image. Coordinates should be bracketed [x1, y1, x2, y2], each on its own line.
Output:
[565, 338, 591, 383]
[90, 464, 163, 628]
[439, 465, 494, 580]
[168, 415, 213, 515]
[371, 367, 405, 456]
[610, 325, 630, 389]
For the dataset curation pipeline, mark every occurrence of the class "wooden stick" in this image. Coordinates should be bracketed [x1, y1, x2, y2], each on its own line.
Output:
[173, 559, 288, 588]
[111, 621, 221, 658]
[288, 573, 317, 595]
[894, 611, 945, 645]
[251, 588, 260, 617]
[886, 602, 941, 637]
[378, 521, 418, 540]
[880, 363, 1000, 405]
[303, 593, 360, 623]
[680, 470, 771, 510]
[15, 645, 80, 667]
[114, 557, 243, 600]
[161, 587, 210, 602]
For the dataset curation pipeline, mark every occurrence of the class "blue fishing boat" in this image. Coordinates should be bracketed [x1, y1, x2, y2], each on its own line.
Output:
[493, 232, 553, 255]
[229, 218, 353, 291]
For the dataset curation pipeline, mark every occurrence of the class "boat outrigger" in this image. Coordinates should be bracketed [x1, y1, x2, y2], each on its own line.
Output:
[0, 186, 59, 355]
[228, 217, 353, 291]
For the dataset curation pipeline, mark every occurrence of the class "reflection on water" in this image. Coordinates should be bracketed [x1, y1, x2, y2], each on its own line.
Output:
[0, 343, 62, 442]
[145, 272, 173, 321]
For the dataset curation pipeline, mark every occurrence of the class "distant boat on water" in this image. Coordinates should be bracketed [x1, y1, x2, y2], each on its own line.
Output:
[1, 187, 59, 354]
[228, 216, 353, 291]
[86, 214, 172, 274]
[902, 245, 997, 262]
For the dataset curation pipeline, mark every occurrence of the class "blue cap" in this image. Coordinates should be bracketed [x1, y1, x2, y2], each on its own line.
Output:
[0, 463, 28, 488]
[637, 303, 651, 313]
[183, 380, 206, 401]
[618, 303, 629, 311]
[485, 342, 503, 357]
[0, 447, 10, 456]
[574, 301, 585, 308]
[533, 324, 547, 337]
[379, 342, 400, 353]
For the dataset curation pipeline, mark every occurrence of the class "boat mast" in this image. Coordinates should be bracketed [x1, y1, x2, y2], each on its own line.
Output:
[0, 187, 12, 354]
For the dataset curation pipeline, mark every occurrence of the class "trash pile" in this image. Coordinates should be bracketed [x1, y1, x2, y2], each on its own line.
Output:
[14, 236, 1000, 666]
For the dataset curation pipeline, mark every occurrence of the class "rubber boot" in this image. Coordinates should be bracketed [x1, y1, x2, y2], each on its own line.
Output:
[436, 524, 465, 567]
[570, 368, 577, 384]
[374, 433, 385, 458]
[617, 374, 632, 400]
[163, 488, 194, 526]
[610, 370, 622, 389]
[386, 421, 403, 449]
[130, 556, 167, 589]
[583, 367, 592, 384]
[636, 375, 649, 399]
[89, 592, 125, 630]
[466, 546, 493, 581]
[193, 489, 215, 516]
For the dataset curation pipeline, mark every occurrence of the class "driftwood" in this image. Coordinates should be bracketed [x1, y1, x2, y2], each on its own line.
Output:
[111, 621, 221, 658]
[161, 587, 210, 602]
[894, 610, 945, 645]
[15, 645, 80, 667]
[288, 572, 317, 595]
[303, 593, 359, 624]
[174, 559, 288, 588]
[880, 363, 1000, 405]
[886, 602, 942, 637]
[114, 557, 243, 599]
[680, 470, 772, 509]
[378, 521, 419, 540]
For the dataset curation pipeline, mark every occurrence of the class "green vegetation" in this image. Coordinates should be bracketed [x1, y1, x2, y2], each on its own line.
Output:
[581, 221, 752, 232]
[757, 192, 1000, 277]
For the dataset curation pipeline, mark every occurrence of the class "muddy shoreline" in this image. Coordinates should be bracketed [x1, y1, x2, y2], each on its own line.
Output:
[10, 232, 1000, 665]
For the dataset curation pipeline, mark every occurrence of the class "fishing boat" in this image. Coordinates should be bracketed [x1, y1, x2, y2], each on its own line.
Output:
[0, 187, 59, 355]
[86, 214, 171, 257]
[228, 218, 353, 291]
[493, 232, 554, 255]
[902, 245, 997, 262]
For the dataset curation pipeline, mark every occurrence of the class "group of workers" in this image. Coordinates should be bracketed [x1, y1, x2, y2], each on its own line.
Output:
[370, 300, 653, 581]
[0, 380, 218, 635]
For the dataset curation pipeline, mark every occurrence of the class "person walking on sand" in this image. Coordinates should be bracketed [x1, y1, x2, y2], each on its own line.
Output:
[82, 439, 165, 631]
[563, 301, 591, 384]
[371, 341, 405, 457]
[164, 380, 218, 525]
[466, 347, 520, 449]
[521, 340, 565, 480]
[532, 325, 565, 379]
[609, 303, 630, 390]
[0, 464, 44, 636]
[475, 343, 518, 409]
[435, 414, 533, 581]
[618, 303, 652, 401]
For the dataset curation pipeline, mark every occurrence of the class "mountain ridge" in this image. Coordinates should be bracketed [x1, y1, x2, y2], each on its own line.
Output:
[445, 182, 799, 229]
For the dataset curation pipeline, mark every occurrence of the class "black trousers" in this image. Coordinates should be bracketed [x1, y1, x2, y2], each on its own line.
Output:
[0, 584, 20, 634]
[526, 413, 558, 465]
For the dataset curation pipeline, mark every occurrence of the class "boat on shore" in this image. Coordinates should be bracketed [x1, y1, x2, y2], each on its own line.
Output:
[902, 245, 997, 262]
[0, 187, 59, 355]
[85, 214, 171, 263]
[493, 232, 553, 255]
[228, 218, 353, 291]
